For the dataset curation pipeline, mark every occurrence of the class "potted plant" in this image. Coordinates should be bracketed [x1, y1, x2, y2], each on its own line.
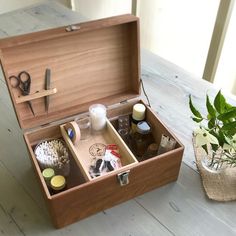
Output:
[189, 90, 236, 172]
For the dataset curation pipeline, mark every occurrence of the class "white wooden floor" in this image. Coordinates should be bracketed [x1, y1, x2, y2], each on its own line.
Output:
[0, 1, 235, 235]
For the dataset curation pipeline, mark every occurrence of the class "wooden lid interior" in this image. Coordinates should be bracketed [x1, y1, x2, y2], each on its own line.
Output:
[0, 15, 140, 129]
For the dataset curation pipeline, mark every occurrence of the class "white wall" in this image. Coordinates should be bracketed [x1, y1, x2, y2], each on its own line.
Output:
[0, 0, 69, 14]
[214, 4, 236, 95]
[72, 0, 132, 20]
[137, 0, 220, 79]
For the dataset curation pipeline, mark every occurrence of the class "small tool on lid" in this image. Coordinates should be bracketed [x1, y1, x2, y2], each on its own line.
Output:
[9, 71, 35, 116]
[45, 68, 51, 113]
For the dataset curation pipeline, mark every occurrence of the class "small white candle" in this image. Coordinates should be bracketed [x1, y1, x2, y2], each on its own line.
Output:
[89, 104, 107, 131]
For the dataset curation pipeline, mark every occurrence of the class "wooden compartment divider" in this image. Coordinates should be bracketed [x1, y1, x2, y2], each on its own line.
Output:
[60, 118, 138, 182]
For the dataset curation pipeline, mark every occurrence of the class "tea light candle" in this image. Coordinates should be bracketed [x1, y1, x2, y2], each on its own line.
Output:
[89, 104, 107, 131]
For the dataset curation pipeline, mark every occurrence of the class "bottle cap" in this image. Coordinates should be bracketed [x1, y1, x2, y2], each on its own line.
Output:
[137, 121, 151, 134]
[132, 104, 146, 121]
[50, 175, 66, 191]
[42, 168, 55, 181]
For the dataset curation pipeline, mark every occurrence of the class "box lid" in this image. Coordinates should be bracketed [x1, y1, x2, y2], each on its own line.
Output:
[0, 14, 140, 130]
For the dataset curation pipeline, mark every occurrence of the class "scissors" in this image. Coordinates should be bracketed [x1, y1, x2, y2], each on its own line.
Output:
[9, 71, 35, 116]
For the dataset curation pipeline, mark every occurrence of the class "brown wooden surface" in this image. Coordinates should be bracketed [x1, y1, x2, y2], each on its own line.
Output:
[24, 99, 183, 228]
[0, 15, 140, 130]
[0, 14, 138, 48]
[61, 119, 138, 181]
[49, 144, 183, 228]
[15, 88, 57, 104]
[1, 11, 184, 230]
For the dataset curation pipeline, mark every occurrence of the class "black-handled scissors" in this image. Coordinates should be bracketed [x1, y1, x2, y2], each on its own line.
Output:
[9, 71, 35, 116]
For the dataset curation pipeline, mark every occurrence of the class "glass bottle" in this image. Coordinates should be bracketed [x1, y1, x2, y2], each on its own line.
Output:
[132, 121, 153, 160]
[143, 143, 158, 160]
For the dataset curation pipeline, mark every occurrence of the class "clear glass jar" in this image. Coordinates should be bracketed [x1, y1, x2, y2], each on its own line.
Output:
[75, 116, 91, 140]
[201, 147, 226, 173]
[118, 128, 130, 145]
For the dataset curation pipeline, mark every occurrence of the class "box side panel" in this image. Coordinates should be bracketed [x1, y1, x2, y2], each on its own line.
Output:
[49, 147, 183, 228]
[23, 98, 184, 228]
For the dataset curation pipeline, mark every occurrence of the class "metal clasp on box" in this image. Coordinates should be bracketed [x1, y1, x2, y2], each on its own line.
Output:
[117, 170, 130, 186]
[65, 25, 81, 32]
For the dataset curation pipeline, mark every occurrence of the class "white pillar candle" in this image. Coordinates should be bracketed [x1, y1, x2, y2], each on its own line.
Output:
[89, 104, 107, 131]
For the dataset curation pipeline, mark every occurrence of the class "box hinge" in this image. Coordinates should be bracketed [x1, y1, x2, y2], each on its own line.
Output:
[40, 122, 51, 128]
[117, 170, 130, 186]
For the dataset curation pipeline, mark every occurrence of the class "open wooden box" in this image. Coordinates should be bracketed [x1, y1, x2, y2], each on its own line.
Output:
[0, 15, 184, 228]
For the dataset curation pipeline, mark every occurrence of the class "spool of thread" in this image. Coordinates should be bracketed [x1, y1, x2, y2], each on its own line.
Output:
[65, 121, 81, 145]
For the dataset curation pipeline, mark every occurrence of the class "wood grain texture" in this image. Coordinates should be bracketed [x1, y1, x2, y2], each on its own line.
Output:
[61, 119, 138, 181]
[15, 88, 57, 104]
[25, 99, 183, 228]
[136, 163, 236, 236]
[47, 147, 182, 228]
[0, 201, 23, 235]
[0, 15, 140, 130]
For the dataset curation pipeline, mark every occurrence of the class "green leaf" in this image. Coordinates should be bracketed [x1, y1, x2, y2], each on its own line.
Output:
[221, 121, 236, 135]
[192, 117, 203, 123]
[189, 95, 202, 119]
[218, 108, 236, 121]
[214, 90, 227, 114]
[208, 118, 215, 129]
[218, 130, 227, 147]
[206, 95, 216, 118]
[225, 102, 233, 111]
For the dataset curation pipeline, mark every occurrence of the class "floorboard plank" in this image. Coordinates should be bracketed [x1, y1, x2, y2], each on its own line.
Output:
[0, 1, 85, 39]
[136, 163, 236, 236]
[0, 203, 23, 236]
[66, 202, 173, 236]
[0, 160, 173, 236]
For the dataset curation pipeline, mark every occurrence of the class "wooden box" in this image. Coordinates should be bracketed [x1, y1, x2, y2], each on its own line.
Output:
[0, 15, 184, 228]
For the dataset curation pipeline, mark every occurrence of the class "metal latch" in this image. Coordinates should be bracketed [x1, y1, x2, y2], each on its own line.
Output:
[65, 25, 81, 32]
[117, 170, 130, 186]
